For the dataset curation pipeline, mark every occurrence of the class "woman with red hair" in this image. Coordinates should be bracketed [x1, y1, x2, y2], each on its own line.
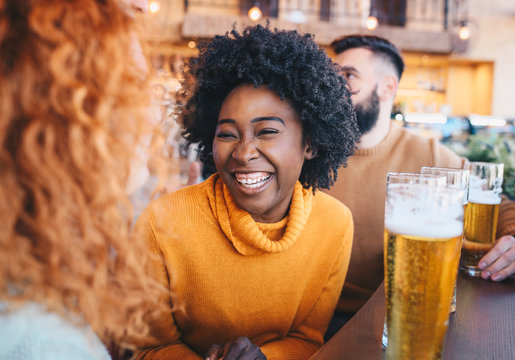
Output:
[0, 1, 167, 358]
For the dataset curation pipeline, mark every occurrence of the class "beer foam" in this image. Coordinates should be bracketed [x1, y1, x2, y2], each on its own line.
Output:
[385, 183, 464, 238]
[386, 216, 463, 239]
[468, 191, 501, 205]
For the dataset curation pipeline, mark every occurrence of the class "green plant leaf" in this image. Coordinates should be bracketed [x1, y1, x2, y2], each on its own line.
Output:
[450, 133, 515, 200]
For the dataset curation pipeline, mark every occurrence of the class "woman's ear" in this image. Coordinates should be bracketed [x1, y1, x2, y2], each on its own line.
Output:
[304, 143, 316, 160]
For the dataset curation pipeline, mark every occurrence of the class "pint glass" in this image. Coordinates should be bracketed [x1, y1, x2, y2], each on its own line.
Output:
[421, 167, 470, 312]
[384, 173, 464, 360]
[460, 162, 504, 277]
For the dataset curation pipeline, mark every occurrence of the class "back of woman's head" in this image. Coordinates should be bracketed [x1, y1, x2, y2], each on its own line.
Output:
[0, 0, 165, 348]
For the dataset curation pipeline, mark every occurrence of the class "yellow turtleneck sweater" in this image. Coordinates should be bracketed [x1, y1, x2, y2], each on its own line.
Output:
[135, 174, 353, 360]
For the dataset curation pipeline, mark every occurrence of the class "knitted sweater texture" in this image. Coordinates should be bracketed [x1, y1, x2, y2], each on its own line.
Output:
[136, 174, 353, 360]
[326, 123, 515, 313]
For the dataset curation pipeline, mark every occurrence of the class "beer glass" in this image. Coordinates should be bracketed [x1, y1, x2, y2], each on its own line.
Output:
[421, 167, 470, 312]
[460, 162, 504, 277]
[381, 173, 447, 350]
[384, 172, 464, 360]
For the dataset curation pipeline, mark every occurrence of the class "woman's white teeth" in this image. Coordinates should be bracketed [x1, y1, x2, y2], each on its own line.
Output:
[237, 175, 270, 187]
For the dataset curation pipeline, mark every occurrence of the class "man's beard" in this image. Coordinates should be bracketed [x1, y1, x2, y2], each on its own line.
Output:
[354, 86, 380, 135]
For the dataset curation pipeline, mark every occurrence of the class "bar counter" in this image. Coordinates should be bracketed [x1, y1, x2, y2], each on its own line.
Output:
[311, 273, 515, 359]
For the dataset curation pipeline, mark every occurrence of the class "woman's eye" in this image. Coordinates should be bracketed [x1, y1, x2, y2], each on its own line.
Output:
[216, 132, 237, 140]
[257, 129, 279, 136]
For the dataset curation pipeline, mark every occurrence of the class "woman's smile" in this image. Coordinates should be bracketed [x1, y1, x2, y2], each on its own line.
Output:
[213, 84, 314, 223]
[233, 172, 273, 194]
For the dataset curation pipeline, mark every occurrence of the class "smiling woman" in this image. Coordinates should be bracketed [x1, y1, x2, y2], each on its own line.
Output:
[213, 84, 314, 223]
[135, 25, 359, 360]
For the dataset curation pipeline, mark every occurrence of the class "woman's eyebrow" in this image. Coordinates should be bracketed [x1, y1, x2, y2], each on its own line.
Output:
[217, 118, 236, 125]
[251, 116, 285, 125]
[217, 116, 285, 125]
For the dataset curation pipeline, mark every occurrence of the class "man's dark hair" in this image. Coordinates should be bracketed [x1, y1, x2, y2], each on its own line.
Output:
[177, 24, 359, 192]
[331, 34, 405, 80]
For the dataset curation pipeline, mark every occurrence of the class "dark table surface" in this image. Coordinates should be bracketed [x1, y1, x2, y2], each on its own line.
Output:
[310, 273, 515, 360]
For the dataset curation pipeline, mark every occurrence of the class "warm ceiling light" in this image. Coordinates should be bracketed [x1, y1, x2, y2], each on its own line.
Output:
[366, 15, 378, 30]
[149, 1, 160, 13]
[459, 23, 470, 40]
[248, 6, 262, 21]
[188, 41, 196, 49]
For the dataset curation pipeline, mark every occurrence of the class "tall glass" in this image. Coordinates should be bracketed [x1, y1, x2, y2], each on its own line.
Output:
[421, 167, 470, 312]
[460, 162, 504, 277]
[384, 172, 464, 360]
[381, 173, 447, 350]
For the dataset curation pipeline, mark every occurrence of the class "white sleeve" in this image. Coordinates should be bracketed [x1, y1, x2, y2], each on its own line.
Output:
[0, 304, 110, 360]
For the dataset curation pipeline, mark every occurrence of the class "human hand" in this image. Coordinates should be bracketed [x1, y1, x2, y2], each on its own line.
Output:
[478, 235, 515, 281]
[204, 337, 266, 360]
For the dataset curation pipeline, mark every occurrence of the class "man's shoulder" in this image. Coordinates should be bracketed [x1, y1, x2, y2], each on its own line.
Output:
[394, 125, 435, 146]
[394, 126, 446, 149]
[393, 126, 463, 165]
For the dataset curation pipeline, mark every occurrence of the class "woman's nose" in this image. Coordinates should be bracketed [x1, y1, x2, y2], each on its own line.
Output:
[232, 139, 259, 164]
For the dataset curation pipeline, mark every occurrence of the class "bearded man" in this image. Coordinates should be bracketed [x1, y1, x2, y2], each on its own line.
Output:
[324, 34, 515, 339]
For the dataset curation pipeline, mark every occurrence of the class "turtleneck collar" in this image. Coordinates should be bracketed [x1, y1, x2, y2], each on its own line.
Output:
[206, 174, 313, 255]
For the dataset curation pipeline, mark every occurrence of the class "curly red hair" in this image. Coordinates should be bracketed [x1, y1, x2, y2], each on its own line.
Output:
[0, 0, 167, 350]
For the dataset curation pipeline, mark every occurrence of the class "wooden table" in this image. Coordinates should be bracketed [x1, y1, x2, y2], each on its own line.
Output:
[310, 273, 515, 359]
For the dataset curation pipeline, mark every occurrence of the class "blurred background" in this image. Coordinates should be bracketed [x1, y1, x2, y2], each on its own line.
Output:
[134, 0, 515, 198]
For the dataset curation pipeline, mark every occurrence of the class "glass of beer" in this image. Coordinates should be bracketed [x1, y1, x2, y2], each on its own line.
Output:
[381, 173, 448, 350]
[384, 172, 464, 360]
[421, 167, 470, 313]
[460, 162, 504, 277]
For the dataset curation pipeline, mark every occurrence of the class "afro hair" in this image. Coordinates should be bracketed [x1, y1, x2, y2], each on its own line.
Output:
[177, 24, 359, 191]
